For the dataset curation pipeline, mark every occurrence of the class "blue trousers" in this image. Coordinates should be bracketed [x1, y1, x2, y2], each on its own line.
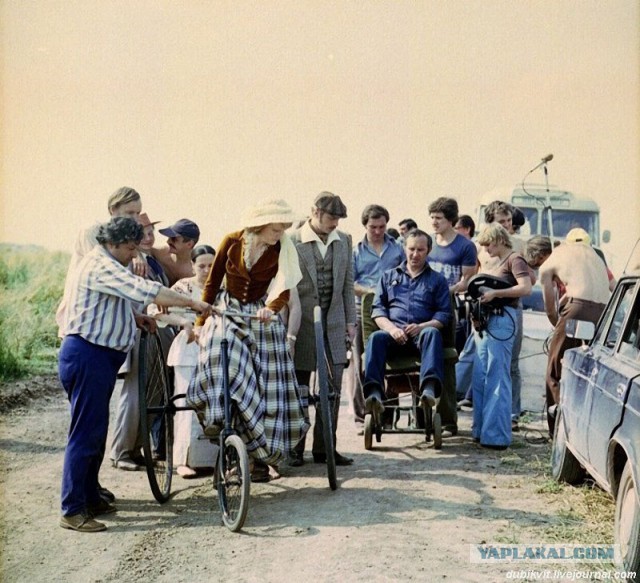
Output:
[58, 335, 126, 516]
[363, 327, 444, 398]
[471, 307, 516, 447]
[455, 333, 476, 400]
[458, 304, 523, 422]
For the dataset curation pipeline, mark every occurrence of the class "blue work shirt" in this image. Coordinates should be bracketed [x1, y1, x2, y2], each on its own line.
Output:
[353, 233, 404, 297]
[371, 261, 451, 328]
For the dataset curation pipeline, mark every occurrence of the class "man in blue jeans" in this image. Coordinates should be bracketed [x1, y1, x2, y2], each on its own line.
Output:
[362, 230, 451, 416]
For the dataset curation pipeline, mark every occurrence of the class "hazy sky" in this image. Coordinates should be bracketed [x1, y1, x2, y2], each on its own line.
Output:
[1, 1, 638, 273]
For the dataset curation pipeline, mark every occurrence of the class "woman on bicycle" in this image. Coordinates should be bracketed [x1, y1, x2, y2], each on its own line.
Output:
[186, 199, 309, 482]
[470, 223, 531, 450]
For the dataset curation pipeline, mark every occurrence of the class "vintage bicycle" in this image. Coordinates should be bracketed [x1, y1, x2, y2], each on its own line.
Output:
[137, 305, 336, 532]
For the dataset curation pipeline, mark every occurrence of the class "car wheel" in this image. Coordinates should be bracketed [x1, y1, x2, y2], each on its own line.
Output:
[615, 461, 640, 573]
[550, 406, 585, 484]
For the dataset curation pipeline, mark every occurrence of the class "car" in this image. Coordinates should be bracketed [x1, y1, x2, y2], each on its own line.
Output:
[551, 265, 640, 573]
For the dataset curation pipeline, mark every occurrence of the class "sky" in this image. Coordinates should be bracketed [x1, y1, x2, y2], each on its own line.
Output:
[1, 0, 639, 274]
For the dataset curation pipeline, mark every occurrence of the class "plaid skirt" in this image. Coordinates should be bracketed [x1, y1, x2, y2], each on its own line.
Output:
[186, 291, 309, 465]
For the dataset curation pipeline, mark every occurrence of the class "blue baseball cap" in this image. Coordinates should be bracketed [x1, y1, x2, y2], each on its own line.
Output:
[159, 218, 200, 241]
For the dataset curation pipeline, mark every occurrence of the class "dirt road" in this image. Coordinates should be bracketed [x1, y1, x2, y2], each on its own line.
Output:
[0, 339, 604, 582]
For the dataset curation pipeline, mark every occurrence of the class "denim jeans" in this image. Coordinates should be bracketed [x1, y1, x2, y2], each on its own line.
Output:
[363, 327, 444, 398]
[471, 307, 516, 447]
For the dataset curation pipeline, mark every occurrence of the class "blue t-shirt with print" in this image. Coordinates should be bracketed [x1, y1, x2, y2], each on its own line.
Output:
[427, 234, 477, 287]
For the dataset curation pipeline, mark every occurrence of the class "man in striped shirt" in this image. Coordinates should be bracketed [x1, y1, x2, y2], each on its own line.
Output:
[57, 217, 211, 533]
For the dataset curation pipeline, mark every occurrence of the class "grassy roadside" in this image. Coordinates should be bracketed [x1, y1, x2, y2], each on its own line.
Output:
[494, 439, 617, 574]
[0, 244, 68, 381]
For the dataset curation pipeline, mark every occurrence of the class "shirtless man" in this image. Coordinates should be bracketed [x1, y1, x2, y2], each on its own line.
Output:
[150, 219, 200, 285]
[540, 227, 611, 436]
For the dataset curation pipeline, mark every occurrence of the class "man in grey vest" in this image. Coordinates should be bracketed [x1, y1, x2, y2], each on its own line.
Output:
[289, 192, 357, 466]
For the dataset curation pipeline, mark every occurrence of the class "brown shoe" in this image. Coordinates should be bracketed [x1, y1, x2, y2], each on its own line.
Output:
[87, 498, 117, 517]
[60, 513, 107, 532]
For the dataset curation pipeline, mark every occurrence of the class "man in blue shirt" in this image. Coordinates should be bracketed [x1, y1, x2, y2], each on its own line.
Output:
[427, 197, 477, 436]
[362, 230, 451, 416]
[347, 204, 405, 430]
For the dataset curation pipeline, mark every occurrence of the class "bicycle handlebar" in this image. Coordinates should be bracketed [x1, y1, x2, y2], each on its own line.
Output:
[214, 308, 277, 321]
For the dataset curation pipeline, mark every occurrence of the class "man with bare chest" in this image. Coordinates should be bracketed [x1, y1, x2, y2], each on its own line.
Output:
[539, 228, 611, 436]
[150, 219, 200, 285]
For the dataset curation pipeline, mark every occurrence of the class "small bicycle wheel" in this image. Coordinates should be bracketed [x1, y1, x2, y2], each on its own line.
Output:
[217, 434, 250, 532]
[363, 414, 374, 450]
[138, 331, 174, 503]
[314, 306, 337, 491]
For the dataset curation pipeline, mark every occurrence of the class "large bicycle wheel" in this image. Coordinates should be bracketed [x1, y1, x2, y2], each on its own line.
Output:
[217, 434, 250, 532]
[314, 306, 337, 491]
[138, 330, 174, 503]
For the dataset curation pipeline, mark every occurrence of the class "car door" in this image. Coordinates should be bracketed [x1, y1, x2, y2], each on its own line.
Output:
[586, 279, 640, 483]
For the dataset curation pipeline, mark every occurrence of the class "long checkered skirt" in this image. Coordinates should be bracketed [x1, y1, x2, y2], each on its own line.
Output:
[186, 292, 309, 465]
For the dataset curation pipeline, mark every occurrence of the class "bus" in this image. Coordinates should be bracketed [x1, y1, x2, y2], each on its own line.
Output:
[476, 184, 610, 246]
[476, 184, 611, 336]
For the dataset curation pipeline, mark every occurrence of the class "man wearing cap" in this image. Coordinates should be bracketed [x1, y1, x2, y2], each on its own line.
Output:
[150, 218, 201, 285]
[540, 227, 610, 436]
[288, 192, 357, 466]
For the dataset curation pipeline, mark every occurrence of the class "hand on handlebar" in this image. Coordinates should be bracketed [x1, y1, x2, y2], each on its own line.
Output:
[191, 300, 213, 318]
[255, 307, 274, 323]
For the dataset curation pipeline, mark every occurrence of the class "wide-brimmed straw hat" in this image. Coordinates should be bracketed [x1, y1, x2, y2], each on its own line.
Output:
[241, 199, 299, 228]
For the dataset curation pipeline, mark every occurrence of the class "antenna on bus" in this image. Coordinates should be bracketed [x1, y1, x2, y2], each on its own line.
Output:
[521, 153, 555, 242]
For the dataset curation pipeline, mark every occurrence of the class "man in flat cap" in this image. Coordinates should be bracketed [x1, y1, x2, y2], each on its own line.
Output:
[288, 192, 357, 466]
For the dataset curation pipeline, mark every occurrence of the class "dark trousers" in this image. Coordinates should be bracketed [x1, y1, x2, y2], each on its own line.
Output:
[294, 362, 344, 456]
[545, 297, 605, 435]
[363, 327, 445, 399]
[58, 335, 126, 516]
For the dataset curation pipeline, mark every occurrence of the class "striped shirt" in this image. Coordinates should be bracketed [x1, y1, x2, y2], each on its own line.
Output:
[59, 245, 163, 352]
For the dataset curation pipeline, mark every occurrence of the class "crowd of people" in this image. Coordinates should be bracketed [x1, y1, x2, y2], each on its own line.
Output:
[55, 186, 613, 532]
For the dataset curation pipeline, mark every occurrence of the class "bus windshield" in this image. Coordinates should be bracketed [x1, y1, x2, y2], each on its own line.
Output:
[520, 208, 599, 243]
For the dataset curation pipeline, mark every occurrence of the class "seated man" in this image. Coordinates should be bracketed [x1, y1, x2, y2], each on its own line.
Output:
[362, 230, 452, 416]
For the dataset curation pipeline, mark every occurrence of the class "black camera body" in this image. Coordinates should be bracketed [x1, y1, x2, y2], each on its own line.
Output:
[464, 274, 512, 336]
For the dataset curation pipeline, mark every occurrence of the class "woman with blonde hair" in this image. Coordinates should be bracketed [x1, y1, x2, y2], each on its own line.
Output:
[471, 223, 531, 449]
[186, 199, 309, 482]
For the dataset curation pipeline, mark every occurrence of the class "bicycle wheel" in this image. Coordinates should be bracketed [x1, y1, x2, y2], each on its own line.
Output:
[314, 306, 337, 491]
[432, 412, 442, 450]
[138, 331, 174, 503]
[217, 434, 250, 532]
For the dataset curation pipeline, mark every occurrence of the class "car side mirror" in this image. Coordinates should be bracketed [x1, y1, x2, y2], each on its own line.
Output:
[565, 319, 595, 341]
